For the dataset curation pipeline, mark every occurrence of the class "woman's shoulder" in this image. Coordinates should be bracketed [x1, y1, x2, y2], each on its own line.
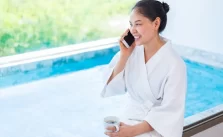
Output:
[165, 43, 186, 71]
[156, 38, 186, 69]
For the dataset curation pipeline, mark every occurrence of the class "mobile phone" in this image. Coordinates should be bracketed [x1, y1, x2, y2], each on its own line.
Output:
[121, 31, 135, 48]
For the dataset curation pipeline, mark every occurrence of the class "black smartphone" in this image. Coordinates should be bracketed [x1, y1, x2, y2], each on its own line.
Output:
[122, 30, 135, 48]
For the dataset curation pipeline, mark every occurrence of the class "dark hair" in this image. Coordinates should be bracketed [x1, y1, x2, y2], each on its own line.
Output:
[132, 0, 170, 33]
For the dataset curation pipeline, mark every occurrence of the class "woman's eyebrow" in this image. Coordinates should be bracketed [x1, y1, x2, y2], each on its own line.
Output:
[135, 20, 142, 23]
[129, 20, 142, 23]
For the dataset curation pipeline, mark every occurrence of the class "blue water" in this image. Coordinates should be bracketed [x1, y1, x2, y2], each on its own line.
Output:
[0, 51, 223, 118]
[185, 60, 223, 116]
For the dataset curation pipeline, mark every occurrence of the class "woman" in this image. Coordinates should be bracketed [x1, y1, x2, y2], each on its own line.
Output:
[101, 0, 187, 137]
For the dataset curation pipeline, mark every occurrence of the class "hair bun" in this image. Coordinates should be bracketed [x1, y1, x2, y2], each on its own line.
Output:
[162, 2, 169, 13]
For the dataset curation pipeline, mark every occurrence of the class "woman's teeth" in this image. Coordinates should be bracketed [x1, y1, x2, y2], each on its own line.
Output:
[134, 36, 140, 40]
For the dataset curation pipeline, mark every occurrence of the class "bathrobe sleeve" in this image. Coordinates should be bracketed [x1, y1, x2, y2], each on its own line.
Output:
[101, 51, 126, 98]
[144, 61, 187, 137]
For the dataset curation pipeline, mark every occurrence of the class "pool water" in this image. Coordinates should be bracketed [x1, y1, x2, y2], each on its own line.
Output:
[185, 60, 223, 116]
[0, 51, 223, 137]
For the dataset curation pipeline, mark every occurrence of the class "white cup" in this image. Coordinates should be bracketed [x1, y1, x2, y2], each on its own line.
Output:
[104, 116, 120, 132]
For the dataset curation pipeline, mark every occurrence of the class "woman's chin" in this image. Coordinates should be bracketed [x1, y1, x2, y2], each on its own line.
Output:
[135, 41, 142, 46]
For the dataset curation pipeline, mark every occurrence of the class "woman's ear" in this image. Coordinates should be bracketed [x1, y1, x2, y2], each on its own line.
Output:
[153, 17, 161, 31]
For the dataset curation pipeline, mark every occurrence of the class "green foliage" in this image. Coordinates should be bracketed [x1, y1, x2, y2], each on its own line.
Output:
[0, 0, 135, 56]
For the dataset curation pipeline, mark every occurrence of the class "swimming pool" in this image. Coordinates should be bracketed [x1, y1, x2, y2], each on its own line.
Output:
[0, 41, 223, 137]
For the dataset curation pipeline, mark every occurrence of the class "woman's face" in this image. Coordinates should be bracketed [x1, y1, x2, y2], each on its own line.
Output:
[129, 9, 159, 46]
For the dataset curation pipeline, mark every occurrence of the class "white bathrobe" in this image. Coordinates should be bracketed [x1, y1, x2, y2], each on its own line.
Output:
[101, 39, 187, 137]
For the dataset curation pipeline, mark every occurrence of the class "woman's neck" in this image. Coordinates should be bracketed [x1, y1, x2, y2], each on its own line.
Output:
[143, 35, 165, 63]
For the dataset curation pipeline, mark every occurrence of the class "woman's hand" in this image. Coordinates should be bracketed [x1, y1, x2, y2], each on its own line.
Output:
[119, 29, 136, 59]
[106, 29, 135, 84]
[105, 122, 134, 137]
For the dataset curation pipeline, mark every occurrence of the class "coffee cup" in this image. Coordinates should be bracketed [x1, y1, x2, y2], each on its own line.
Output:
[104, 116, 120, 132]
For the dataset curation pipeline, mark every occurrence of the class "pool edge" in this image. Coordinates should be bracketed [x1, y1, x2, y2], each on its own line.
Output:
[0, 38, 222, 76]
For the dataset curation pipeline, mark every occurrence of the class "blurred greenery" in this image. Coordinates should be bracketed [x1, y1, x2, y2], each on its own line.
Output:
[0, 0, 135, 57]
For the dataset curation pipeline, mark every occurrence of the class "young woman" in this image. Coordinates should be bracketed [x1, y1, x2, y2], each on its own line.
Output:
[101, 0, 187, 137]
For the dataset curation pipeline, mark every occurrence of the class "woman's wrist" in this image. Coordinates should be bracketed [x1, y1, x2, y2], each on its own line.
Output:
[120, 54, 129, 61]
[117, 55, 129, 68]
[129, 121, 153, 136]
[129, 125, 139, 136]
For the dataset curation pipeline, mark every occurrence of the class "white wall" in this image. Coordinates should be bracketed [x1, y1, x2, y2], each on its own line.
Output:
[162, 0, 223, 54]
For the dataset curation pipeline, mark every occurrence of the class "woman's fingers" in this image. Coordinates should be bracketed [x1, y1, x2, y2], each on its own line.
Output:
[130, 41, 136, 48]
[106, 126, 117, 132]
[104, 132, 118, 137]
